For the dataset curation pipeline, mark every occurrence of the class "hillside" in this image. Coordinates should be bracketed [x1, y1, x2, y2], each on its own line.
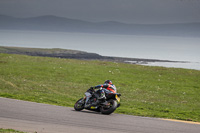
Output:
[0, 15, 200, 37]
[0, 46, 102, 60]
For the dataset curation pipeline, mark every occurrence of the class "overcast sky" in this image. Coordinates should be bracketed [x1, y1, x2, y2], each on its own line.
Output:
[0, 0, 200, 24]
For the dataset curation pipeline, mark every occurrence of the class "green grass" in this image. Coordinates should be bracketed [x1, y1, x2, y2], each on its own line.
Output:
[0, 53, 200, 122]
[0, 128, 26, 133]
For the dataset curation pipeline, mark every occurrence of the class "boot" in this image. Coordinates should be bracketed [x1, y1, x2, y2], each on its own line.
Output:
[98, 92, 106, 100]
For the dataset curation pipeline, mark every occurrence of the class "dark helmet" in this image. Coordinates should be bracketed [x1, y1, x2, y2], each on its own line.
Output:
[104, 80, 112, 84]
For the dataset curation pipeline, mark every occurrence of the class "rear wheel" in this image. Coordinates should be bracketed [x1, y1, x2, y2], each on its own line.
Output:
[100, 99, 117, 115]
[74, 98, 85, 111]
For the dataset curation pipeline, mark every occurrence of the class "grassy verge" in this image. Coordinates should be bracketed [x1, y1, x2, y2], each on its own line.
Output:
[0, 128, 26, 133]
[0, 53, 200, 122]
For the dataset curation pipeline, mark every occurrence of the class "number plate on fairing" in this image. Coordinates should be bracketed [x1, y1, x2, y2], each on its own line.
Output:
[115, 95, 120, 102]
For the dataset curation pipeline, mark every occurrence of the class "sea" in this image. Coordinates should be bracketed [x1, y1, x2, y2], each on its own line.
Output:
[0, 30, 200, 70]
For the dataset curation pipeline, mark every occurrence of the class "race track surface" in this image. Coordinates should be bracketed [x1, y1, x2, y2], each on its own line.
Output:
[0, 97, 199, 133]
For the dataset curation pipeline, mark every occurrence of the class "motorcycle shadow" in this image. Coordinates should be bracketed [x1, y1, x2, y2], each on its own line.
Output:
[72, 109, 104, 115]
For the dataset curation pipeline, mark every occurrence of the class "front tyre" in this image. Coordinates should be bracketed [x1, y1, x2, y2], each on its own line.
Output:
[74, 98, 85, 111]
[100, 99, 117, 115]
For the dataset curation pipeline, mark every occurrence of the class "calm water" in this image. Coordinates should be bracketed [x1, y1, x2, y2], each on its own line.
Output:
[0, 30, 200, 70]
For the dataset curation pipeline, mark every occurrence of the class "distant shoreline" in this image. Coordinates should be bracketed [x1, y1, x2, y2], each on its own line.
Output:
[0, 46, 187, 65]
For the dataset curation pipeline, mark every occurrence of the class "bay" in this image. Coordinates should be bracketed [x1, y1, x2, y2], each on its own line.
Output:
[0, 30, 199, 70]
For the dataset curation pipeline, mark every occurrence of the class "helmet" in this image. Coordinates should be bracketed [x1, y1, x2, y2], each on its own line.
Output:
[104, 80, 112, 84]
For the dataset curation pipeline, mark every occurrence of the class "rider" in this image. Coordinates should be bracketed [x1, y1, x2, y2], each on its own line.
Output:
[84, 80, 117, 108]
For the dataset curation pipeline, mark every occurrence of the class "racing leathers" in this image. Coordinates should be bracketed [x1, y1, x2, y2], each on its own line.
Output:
[84, 83, 117, 108]
[94, 83, 117, 99]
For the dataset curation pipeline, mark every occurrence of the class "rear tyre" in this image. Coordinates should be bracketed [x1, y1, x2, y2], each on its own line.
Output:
[74, 98, 85, 111]
[100, 99, 117, 115]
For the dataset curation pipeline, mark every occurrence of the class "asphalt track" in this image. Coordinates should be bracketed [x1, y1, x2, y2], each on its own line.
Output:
[0, 97, 199, 133]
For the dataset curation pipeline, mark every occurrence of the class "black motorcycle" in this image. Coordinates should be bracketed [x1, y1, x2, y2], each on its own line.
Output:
[74, 88, 121, 115]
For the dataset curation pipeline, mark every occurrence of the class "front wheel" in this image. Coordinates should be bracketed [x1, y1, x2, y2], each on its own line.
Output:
[74, 98, 85, 111]
[100, 99, 117, 115]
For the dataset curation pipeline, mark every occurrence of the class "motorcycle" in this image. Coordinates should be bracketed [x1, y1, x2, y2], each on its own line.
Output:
[74, 88, 121, 115]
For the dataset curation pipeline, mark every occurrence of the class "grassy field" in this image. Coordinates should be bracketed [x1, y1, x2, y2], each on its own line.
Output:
[0, 128, 26, 133]
[0, 53, 200, 122]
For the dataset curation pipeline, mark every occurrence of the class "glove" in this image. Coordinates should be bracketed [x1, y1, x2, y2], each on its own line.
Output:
[89, 87, 94, 91]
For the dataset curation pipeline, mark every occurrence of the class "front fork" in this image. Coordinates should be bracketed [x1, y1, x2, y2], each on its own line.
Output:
[84, 92, 92, 106]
